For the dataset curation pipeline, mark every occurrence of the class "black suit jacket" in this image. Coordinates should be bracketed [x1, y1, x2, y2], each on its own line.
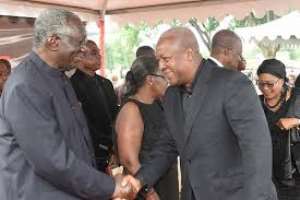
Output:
[71, 70, 118, 161]
[137, 59, 277, 200]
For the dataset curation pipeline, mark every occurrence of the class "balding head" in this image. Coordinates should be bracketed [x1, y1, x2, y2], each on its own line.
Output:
[210, 29, 243, 71]
[156, 27, 202, 87]
[158, 27, 199, 53]
[211, 29, 241, 52]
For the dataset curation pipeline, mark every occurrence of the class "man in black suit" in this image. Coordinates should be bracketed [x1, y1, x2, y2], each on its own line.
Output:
[134, 27, 277, 200]
[71, 40, 119, 172]
[209, 29, 246, 71]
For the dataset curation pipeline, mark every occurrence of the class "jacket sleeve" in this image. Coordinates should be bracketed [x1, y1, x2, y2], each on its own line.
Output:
[224, 74, 275, 200]
[3, 82, 115, 200]
[286, 87, 300, 118]
[135, 124, 178, 187]
[104, 78, 119, 120]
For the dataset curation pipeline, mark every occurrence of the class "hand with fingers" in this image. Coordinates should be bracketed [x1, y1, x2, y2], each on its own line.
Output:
[111, 174, 141, 200]
[276, 118, 300, 131]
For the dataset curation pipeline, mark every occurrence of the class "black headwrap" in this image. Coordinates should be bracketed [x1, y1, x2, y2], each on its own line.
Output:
[257, 58, 287, 82]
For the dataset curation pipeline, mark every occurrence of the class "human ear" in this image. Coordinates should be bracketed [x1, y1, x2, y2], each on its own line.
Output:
[45, 35, 60, 51]
[186, 48, 194, 61]
[145, 75, 154, 86]
[223, 48, 231, 56]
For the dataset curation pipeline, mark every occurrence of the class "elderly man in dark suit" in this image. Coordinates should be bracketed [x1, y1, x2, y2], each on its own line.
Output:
[134, 27, 277, 200]
[0, 8, 136, 200]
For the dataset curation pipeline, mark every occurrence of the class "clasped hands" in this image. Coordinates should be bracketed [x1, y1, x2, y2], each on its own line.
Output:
[111, 174, 141, 200]
[111, 174, 160, 200]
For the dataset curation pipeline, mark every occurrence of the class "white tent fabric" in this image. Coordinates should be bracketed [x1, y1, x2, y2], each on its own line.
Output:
[0, 0, 300, 24]
[236, 11, 300, 42]
[108, 0, 300, 25]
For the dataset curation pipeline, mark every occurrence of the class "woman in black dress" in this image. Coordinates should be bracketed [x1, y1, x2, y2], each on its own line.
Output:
[115, 56, 179, 200]
[257, 59, 300, 199]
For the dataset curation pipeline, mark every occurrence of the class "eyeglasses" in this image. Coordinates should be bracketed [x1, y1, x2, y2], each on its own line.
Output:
[256, 79, 280, 89]
[150, 73, 166, 80]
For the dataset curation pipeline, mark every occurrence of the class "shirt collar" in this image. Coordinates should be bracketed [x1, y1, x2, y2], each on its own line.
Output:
[74, 69, 97, 83]
[29, 51, 64, 78]
[180, 59, 204, 95]
[208, 56, 224, 67]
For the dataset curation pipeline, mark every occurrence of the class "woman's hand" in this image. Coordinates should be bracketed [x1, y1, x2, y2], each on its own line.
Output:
[276, 118, 300, 130]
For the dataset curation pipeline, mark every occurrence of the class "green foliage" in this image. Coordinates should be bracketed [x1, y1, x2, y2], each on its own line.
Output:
[189, 17, 219, 51]
[288, 49, 300, 60]
[233, 10, 280, 28]
[105, 11, 285, 70]
[170, 19, 182, 27]
[105, 23, 148, 70]
[203, 17, 219, 33]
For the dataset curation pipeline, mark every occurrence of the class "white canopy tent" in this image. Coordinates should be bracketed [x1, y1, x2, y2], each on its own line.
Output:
[1, 0, 300, 69]
[0, 0, 300, 23]
[236, 11, 300, 42]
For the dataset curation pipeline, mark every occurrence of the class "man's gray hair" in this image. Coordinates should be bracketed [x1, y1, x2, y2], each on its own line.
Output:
[33, 8, 86, 48]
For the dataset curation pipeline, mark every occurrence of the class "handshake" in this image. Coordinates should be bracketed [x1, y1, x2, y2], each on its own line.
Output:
[111, 174, 160, 200]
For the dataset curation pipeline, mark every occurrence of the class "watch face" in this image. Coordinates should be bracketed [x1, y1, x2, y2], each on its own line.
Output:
[136, 184, 150, 199]
[142, 184, 150, 193]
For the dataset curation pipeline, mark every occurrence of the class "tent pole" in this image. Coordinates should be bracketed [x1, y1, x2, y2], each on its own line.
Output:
[97, 16, 105, 76]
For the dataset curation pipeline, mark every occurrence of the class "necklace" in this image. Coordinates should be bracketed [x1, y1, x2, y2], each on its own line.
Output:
[263, 96, 283, 109]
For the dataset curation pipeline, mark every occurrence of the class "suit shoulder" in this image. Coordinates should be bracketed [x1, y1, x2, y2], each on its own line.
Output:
[4, 58, 57, 102]
[101, 77, 116, 92]
[164, 85, 178, 97]
[7, 58, 40, 88]
[213, 67, 250, 84]
[96, 75, 113, 85]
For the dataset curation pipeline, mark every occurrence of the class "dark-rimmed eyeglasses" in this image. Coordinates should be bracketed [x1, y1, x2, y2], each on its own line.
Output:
[256, 79, 280, 89]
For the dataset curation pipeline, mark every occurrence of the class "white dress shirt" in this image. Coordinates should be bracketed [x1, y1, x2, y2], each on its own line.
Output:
[208, 56, 224, 67]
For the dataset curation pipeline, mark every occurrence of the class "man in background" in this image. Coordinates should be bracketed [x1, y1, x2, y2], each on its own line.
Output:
[71, 40, 119, 172]
[0, 59, 11, 96]
[136, 45, 155, 58]
[209, 29, 246, 71]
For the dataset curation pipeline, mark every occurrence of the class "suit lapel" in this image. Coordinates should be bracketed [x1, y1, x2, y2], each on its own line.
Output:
[64, 76, 94, 151]
[183, 60, 214, 147]
[167, 87, 185, 144]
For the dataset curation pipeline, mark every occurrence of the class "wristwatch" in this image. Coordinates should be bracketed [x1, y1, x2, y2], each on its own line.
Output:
[136, 183, 151, 199]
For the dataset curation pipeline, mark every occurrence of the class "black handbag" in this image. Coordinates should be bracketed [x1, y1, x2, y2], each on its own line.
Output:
[290, 127, 300, 143]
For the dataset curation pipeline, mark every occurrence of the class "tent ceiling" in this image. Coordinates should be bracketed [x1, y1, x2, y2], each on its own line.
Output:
[27, 0, 204, 12]
[0, 0, 300, 23]
[107, 0, 300, 25]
